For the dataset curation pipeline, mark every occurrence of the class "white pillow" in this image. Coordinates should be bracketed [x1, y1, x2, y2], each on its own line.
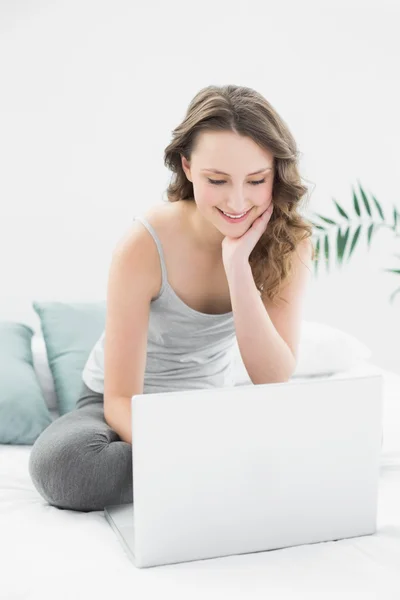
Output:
[232, 320, 372, 385]
[0, 301, 59, 413]
[31, 333, 58, 412]
[292, 321, 372, 377]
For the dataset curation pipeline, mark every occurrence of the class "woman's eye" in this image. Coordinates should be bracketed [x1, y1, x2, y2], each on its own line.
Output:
[207, 178, 266, 186]
[208, 179, 225, 185]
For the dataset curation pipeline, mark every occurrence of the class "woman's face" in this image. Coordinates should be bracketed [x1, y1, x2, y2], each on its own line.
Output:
[181, 130, 275, 235]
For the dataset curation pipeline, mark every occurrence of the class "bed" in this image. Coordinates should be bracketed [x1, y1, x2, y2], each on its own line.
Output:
[1, 362, 400, 600]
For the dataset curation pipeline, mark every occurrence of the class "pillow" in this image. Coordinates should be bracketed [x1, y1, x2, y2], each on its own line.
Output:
[232, 320, 372, 385]
[0, 322, 53, 444]
[32, 301, 106, 415]
[292, 321, 372, 377]
[31, 333, 58, 413]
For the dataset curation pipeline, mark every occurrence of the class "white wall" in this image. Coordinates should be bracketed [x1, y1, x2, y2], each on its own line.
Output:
[1, 0, 399, 373]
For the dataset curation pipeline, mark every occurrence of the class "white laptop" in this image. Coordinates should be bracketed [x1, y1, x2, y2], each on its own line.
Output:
[104, 371, 383, 568]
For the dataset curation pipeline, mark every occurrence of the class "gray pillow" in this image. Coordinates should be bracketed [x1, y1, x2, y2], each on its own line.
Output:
[32, 301, 106, 415]
[0, 322, 52, 444]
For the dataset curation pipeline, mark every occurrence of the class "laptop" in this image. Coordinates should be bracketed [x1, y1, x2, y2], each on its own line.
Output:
[104, 371, 383, 568]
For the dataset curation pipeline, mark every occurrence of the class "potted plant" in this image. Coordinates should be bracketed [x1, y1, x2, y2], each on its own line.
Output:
[308, 180, 400, 304]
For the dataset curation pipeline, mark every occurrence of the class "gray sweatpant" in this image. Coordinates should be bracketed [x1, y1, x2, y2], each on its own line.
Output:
[28, 382, 133, 512]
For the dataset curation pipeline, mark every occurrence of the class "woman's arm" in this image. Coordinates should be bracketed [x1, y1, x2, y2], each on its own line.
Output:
[226, 239, 312, 384]
[228, 265, 296, 384]
[104, 397, 132, 445]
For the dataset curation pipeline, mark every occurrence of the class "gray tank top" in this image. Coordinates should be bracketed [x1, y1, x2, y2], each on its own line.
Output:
[82, 215, 237, 395]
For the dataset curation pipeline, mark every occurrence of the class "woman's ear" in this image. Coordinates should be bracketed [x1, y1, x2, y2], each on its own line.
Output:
[181, 155, 192, 181]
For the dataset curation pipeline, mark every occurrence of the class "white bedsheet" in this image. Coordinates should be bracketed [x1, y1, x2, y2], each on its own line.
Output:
[1, 364, 400, 600]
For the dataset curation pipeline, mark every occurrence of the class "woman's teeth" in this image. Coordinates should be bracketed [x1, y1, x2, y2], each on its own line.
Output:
[218, 208, 251, 222]
[223, 211, 246, 218]
[220, 209, 249, 218]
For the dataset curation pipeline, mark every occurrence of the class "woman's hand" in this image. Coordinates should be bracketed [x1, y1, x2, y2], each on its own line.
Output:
[221, 201, 274, 274]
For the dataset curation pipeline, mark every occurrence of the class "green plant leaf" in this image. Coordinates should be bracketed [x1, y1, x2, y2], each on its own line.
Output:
[367, 223, 376, 249]
[315, 214, 337, 226]
[358, 181, 372, 217]
[333, 199, 349, 219]
[382, 268, 400, 275]
[312, 224, 327, 231]
[348, 224, 362, 259]
[353, 187, 361, 216]
[371, 194, 385, 220]
[342, 226, 350, 256]
[394, 207, 398, 229]
[314, 237, 321, 276]
[315, 237, 321, 258]
[336, 226, 350, 265]
[324, 233, 330, 273]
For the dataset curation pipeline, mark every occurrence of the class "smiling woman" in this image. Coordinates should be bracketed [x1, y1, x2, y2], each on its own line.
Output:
[28, 83, 316, 513]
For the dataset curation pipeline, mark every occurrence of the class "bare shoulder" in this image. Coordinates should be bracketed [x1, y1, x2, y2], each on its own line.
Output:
[112, 202, 181, 298]
[141, 201, 181, 230]
[128, 201, 179, 236]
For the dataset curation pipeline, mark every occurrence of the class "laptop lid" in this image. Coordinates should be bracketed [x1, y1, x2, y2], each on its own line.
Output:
[107, 372, 383, 568]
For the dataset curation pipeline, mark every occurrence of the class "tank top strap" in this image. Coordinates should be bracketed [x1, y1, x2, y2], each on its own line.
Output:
[133, 215, 167, 298]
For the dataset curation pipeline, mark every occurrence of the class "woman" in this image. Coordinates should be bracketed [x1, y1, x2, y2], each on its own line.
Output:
[29, 84, 315, 512]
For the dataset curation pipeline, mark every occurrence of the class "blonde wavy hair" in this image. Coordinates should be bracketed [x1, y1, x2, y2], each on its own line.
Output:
[163, 84, 315, 305]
